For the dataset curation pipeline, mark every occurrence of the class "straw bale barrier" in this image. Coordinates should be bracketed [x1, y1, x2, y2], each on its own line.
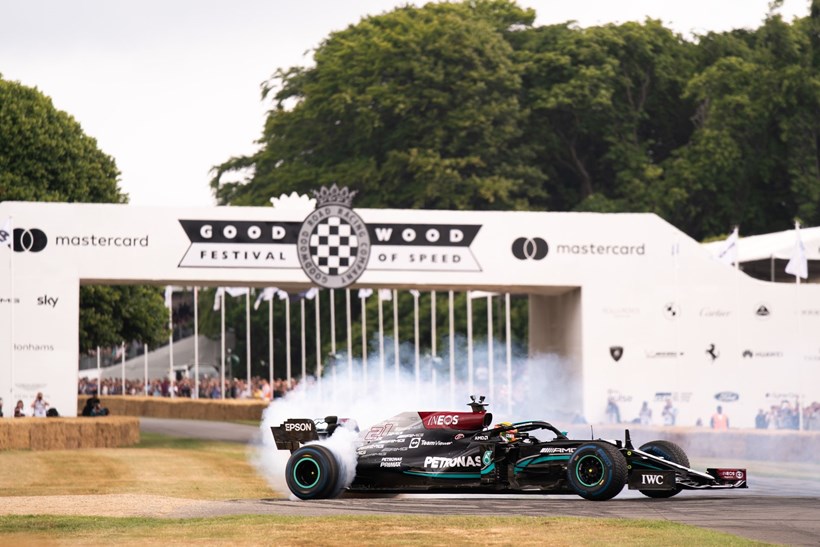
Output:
[0, 417, 139, 450]
[77, 396, 268, 422]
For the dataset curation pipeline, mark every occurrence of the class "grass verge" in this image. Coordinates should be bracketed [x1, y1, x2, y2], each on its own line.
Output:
[0, 433, 774, 545]
[0, 432, 273, 499]
[0, 515, 770, 546]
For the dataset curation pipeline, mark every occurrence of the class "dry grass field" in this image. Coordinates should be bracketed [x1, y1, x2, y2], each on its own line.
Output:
[0, 433, 768, 546]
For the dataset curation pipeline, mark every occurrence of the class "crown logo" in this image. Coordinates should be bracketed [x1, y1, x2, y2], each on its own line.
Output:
[312, 184, 357, 207]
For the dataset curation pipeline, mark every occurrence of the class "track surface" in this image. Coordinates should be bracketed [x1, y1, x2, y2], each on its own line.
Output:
[141, 418, 820, 546]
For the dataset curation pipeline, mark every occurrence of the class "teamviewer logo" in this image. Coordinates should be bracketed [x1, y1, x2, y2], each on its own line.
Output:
[13, 228, 48, 253]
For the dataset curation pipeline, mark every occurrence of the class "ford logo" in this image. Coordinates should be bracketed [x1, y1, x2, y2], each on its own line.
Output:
[714, 391, 739, 402]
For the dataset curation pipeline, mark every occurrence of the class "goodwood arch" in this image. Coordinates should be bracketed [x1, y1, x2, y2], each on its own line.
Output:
[1, 192, 818, 427]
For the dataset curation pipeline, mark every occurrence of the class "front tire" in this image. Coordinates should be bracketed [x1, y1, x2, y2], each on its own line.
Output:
[637, 440, 689, 499]
[285, 444, 341, 500]
[566, 442, 628, 501]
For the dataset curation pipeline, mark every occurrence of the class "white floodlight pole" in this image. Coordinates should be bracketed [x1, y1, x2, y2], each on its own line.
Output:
[393, 289, 400, 386]
[121, 342, 126, 397]
[285, 297, 292, 387]
[448, 290, 455, 408]
[220, 290, 225, 399]
[378, 290, 385, 390]
[246, 291, 251, 392]
[413, 291, 420, 396]
[505, 293, 513, 415]
[330, 289, 337, 356]
[300, 297, 306, 381]
[431, 290, 437, 358]
[269, 296, 274, 387]
[467, 292, 473, 396]
[96, 345, 101, 393]
[194, 287, 199, 399]
[361, 292, 368, 390]
[315, 289, 322, 396]
[168, 294, 174, 398]
[329, 289, 336, 400]
[144, 344, 149, 395]
[487, 294, 494, 403]
[346, 289, 353, 384]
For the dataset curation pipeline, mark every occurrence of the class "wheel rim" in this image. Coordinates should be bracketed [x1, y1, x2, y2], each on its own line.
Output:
[576, 454, 604, 487]
[293, 457, 321, 489]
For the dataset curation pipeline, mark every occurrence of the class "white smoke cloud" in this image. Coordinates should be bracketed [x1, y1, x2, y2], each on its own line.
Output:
[250, 336, 582, 498]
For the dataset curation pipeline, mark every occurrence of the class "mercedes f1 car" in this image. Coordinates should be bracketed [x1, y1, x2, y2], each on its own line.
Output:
[271, 396, 747, 501]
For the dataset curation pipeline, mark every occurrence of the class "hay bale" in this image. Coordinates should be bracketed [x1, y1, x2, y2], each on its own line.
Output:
[84, 395, 267, 422]
[80, 394, 270, 422]
[8, 420, 32, 449]
[0, 417, 140, 451]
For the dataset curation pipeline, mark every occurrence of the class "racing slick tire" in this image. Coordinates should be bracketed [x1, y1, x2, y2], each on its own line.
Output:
[566, 441, 628, 501]
[285, 444, 341, 500]
[637, 440, 689, 499]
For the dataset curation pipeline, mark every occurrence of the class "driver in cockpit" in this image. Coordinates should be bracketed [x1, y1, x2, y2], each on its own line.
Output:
[494, 421, 518, 442]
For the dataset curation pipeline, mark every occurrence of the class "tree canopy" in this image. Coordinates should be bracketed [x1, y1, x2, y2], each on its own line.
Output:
[0, 76, 168, 351]
[212, 0, 820, 242]
[212, 0, 546, 211]
[0, 78, 125, 203]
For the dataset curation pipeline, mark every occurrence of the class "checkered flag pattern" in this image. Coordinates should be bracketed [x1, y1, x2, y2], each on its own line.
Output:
[309, 216, 358, 275]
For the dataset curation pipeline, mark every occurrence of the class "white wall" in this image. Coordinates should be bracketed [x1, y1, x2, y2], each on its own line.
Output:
[1, 200, 817, 423]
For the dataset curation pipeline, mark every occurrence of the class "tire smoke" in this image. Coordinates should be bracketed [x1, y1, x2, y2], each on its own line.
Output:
[251, 341, 579, 498]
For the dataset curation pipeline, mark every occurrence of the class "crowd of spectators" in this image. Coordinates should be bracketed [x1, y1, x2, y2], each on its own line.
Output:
[603, 395, 820, 430]
[77, 375, 300, 401]
[755, 400, 820, 431]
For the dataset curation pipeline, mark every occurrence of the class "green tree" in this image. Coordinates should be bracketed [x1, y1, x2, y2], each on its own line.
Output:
[0, 78, 124, 203]
[513, 19, 696, 214]
[78, 285, 169, 352]
[211, 0, 546, 211]
[0, 76, 168, 350]
[665, 5, 820, 239]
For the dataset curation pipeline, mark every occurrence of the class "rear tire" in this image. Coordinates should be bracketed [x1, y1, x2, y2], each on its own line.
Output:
[566, 442, 628, 501]
[285, 444, 341, 500]
[637, 440, 689, 499]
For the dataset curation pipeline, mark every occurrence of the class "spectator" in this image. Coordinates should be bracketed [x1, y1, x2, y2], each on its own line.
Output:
[82, 392, 104, 416]
[31, 392, 49, 417]
[710, 405, 729, 430]
[638, 401, 652, 425]
[755, 408, 769, 429]
[662, 399, 677, 426]
[806, 402, 820, 431]
[14, 400, 25, 417]
[605, 397, 621, 424]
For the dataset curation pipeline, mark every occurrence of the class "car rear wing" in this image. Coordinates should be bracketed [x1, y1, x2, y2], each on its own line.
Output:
[271, 416, 354, 452]
[271, 419, 319, 452]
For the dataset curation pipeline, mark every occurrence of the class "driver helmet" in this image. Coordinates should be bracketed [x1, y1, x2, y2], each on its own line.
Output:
[495, 421, 517, 442]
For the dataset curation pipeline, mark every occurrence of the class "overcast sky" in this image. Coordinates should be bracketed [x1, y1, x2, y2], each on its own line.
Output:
[1, 0, 811, 208]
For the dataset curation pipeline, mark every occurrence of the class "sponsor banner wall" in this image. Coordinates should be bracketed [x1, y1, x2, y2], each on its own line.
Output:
[0, 272, 78, 417]
[1, 200, 819, 425]
[584, 280, 819, 428]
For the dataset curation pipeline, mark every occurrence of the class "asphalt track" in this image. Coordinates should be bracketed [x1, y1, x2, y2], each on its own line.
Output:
[141, 418, 820, 546]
